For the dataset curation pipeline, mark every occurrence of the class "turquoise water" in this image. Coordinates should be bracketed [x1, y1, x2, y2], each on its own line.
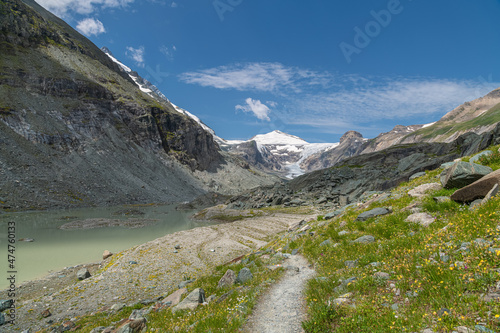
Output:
[0, 204, 209, 290]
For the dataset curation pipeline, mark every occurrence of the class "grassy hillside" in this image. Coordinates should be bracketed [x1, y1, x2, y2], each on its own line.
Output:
[40, 147, 500, 333]
[296, 146, 500, 332]
[408, 103, 500, 141]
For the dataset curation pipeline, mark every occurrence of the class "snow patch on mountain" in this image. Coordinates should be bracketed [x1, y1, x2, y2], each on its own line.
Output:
[251, 130, 308, 145]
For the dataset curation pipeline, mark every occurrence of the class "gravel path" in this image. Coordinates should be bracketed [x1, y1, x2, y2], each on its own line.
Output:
[243, 254, 315, 333]
[0, 213, 315, 332]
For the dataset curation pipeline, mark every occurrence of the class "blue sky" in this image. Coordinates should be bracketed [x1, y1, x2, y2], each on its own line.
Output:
[37, 0, 500, 143]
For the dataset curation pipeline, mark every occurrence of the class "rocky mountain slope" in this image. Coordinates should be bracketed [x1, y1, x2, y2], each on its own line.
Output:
[302, 89, 500, 171]
[0, 0, 276, 210]
[226, 124, 500, 210]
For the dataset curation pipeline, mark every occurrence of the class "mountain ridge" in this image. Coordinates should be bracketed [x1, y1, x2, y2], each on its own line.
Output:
[0, 0, 277, 210]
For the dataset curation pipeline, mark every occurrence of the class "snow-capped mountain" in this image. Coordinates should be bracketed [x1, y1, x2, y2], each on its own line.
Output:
[221, 130, 339, 178]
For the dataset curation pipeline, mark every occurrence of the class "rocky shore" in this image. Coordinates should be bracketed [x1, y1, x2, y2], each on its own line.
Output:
[0, 212, 314, 332]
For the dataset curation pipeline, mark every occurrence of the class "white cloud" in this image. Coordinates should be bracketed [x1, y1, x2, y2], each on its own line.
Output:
[171, 1, 178, 8]
[235, 98, 271, 121]
[290, 78, 498, 124]
[180, 62, 500, 135]
[160, 45, 176, 61]
[126, 46, 145, 67]
[37, 0, 135, 17]
[76, 18, 106, 36]
[179, 63, 332, 93]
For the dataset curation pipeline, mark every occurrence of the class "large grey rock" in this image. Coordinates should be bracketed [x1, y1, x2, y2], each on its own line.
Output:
[115, 318, 147, 333]
[482, 183, 499, 204]
[324, 210, 342, 220]
[409, 171, 426, 181]
[0, 312, 5, 326]
[76, 268, 91, 280]
[356, 208, 391, 221]
[353, 235, 375, 244]
[102, 250, 113, 260]
[172, 288, 206, 313]
[236, 267, 253, 284]
[408, 183, 442, 198]
[451, 169, 500, 203]
[319, 239, 333, 247]
[0, 299, 13, 312]
[469, 150, 493, 163]
[440, 162, 492, 189]
[217, 269, 236, 288]
[405, 213, 435, 227]
[344, 260, 358, 268]
[162, 288, 187, 307]
[374, 272, 390, 280]
[178, 279, 195, 289]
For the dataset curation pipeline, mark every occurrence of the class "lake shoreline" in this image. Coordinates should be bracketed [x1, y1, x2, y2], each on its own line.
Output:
[0, 212, 314, 332]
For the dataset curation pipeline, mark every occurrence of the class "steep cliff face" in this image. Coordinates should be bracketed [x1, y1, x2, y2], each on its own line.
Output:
[0, 0, 274, 210]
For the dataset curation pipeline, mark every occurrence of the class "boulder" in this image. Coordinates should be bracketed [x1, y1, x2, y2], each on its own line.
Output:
[102, 250, 113, 260]
[111, 303, 125, 312]
[41, 309, 51, 318]
[440, 162, 492, 189]
[172, 288, 205, 313]
[236, 267, 253, 284]
[0, 299, 13, 312]
[450, 169, 500, 203]
[353, 235, 375, 244]
[405, 213, 435, 227]
[433, 196, 451, 203]
[316, 197, 328, 204]
[409, 171, 426, 181]
[408, 183, 442, 198]
[115, 318, 147, 333]
[217, 269, 236, 289]
[324, 210, 342, 220]
[129, 309, 150, 320]
[356, 207, 391, 221]
[482, 183, 499, 204]
[76, 268, 91, 280]
[178, 279, 195, 289]
[440, 162, 456, 169]
[319, 239, 333, 247]
[344, 260, 358, 268]
[162, 288, 187, 307]
[374, 272, 390, 280]
[469, 150, 493, 164]
[469, 199, 483, 210]
[0, 313, 5, 326]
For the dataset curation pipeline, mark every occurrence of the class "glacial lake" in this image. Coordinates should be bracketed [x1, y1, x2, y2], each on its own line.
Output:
[0, 204, 212, 290]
